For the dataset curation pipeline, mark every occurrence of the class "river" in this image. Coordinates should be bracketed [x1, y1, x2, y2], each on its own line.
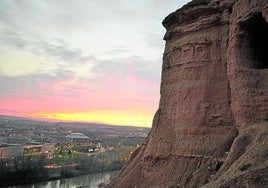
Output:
[11, 171, 119, 188]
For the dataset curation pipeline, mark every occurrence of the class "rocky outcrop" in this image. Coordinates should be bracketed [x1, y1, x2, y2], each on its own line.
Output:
[110, 0, 268, 187]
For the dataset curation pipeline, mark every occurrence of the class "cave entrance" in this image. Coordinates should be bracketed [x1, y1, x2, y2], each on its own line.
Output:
[240, 13, 268, 69]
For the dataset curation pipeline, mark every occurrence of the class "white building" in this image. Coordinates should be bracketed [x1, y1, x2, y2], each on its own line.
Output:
[66, 133, 90, 144]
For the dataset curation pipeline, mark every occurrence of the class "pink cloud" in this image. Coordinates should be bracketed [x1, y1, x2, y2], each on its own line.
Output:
[0, 72, 159, 119]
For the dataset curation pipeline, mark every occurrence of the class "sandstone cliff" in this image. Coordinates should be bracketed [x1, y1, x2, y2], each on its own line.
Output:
[110, 0, 268, 187]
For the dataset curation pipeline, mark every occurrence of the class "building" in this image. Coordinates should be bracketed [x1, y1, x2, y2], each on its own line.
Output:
[23, 143, 55, 158]
[23, 144, 43, 156]
[41, 143, 55, 159]
[0, 144, 23, 158]
[66, 133, 90, 144]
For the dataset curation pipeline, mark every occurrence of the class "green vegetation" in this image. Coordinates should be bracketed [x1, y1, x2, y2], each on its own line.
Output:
[0, 146, 136, 187]
[0, 155, 49, 185]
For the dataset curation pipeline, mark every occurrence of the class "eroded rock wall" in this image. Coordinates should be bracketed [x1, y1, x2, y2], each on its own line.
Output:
[110, 0, 268, 187]
[204, 0, 268, 187]
[227, 0, 268, 128]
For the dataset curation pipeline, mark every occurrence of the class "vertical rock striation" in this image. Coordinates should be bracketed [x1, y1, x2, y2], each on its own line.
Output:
[110, 0, 268, 187]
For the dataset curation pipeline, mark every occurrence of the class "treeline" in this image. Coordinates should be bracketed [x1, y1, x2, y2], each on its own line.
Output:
[0, 155, 49, 186]
[72, 147, 131, 174]
[0, 146, 135, 187]
[98, 136, 145, 147]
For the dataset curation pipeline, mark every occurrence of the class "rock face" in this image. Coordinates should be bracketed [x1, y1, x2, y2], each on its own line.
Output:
[110, 0, 268, 187]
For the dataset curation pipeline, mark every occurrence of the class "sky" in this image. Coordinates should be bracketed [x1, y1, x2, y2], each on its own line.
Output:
[0, 0, 191, 127]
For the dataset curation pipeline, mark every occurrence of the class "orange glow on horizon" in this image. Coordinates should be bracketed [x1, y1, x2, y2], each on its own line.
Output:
[30, 111, 154, 128]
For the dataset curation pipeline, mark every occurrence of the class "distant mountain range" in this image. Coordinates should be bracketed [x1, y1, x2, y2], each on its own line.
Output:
[0, 114, 150, 129]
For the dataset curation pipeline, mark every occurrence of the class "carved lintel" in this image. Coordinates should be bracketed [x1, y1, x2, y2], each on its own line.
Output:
[164, 40, 212, 68]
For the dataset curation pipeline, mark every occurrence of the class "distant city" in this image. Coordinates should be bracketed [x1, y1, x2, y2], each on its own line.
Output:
[0, 115, 150, 187]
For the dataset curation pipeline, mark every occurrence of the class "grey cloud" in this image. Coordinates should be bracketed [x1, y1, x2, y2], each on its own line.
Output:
[0, 0, 189, 93]
[0, 30, 29, 49]
[0, 0, 182, 62]
[0, 1, 91, 63]
[104, 46, 130, 56]
[0, 70, 75, 98]
[92, 56, 161, 83]
[31, 41, 83, 62]
[0, 0, 113, 34]
[0, 29, 87, 63]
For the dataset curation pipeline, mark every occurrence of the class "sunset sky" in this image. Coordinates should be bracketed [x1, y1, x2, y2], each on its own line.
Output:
[0, 0, 191, 127]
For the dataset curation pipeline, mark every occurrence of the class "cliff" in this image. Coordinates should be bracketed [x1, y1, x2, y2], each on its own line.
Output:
[110, 0, 268, 187]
